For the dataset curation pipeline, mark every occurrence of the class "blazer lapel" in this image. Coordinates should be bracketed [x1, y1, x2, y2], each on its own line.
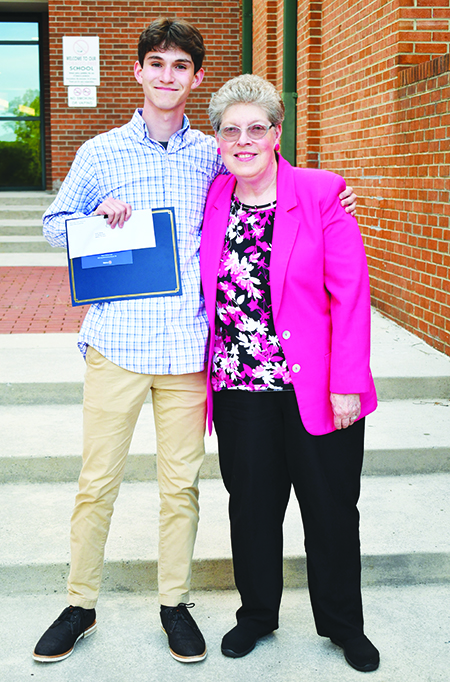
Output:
[271, 156, 301, 321]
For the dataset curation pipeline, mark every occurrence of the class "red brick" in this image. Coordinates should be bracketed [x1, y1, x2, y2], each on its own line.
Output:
[0, 267, 88, 333]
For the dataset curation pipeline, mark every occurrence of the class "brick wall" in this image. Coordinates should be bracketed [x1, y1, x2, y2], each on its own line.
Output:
[399, 0, 450, 67]
[252, 0, 268, 75]
[319, 0, 450, 355]
[366, 58, 450, 353]
[296, 0, 322, 167]
[254, 0, 450, 356]
[47, 0, 241, 188]
[253, 0, 284, 87]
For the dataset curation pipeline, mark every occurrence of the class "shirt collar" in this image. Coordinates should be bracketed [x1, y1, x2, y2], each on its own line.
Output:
[130, 109, 191, 147]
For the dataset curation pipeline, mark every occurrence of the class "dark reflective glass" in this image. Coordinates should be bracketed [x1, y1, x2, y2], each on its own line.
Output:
[0, 119, 42, 187]
[0, 30, 42, 187]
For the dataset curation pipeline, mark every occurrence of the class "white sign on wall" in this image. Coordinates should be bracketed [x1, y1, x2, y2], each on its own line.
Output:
[63, 36, 100, 86]
[68, 86, 97, 108]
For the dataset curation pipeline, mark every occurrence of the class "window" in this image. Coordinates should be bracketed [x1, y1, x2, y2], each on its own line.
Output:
[0, 18, 43, 188]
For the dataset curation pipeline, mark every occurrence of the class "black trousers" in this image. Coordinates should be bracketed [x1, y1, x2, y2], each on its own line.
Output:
[213, 389, 365, 642]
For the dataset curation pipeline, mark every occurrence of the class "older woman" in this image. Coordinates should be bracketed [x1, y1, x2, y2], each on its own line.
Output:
[200, 75, 379, 672]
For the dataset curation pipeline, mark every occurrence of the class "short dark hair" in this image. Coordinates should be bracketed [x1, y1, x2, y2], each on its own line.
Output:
[138, 18, 205, 73]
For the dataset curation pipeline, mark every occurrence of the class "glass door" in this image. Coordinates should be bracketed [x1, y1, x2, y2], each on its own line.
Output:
[0, 18, 44, 189]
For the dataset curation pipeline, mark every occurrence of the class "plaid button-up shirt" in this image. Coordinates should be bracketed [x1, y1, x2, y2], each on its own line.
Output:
[43, 110, 225, 374]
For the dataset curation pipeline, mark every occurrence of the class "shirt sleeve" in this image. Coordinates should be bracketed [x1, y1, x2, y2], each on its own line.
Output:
[43, 142, 102, 247]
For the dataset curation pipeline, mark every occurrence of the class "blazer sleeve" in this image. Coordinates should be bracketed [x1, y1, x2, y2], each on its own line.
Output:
[321, 173, 373, 394]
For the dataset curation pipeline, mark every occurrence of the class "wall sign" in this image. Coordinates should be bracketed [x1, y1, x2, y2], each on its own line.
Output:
[63, 36, 100, 86]
[68, 86, 97, 108]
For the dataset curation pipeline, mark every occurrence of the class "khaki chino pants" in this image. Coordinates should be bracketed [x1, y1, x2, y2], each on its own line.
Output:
[67, 346, 207, 609]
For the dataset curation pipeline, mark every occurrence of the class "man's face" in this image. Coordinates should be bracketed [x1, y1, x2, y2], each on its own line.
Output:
[134, 47, 204, 113]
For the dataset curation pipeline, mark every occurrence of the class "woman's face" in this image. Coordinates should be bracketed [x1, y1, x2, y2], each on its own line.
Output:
[216, 103, 282, 183]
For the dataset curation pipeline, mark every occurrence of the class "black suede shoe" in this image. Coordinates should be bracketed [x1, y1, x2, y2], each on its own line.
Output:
[160, 603, 206, 663]
[221, 624, 259, 658]
[33, 606, 97, 663]
[331, 634, 380, 672]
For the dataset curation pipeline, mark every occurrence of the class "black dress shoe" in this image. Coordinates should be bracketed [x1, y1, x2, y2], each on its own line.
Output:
[331, 634, 380, 672]
[33, 606, 97, 662]
[160, 603, 206, 663]
[221, 624, 259, 658]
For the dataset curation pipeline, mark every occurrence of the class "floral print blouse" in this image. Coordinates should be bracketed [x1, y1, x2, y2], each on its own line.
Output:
[211, 195, 293, 392]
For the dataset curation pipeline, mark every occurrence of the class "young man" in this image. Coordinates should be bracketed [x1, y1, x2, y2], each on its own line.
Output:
[33, 18, 356, 665]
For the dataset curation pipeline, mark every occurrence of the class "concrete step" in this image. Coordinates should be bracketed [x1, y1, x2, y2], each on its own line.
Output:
[0, 403, 220, 482]
[0, 333, 84, 405]
[0, 219, 44, 236]
[0, 252, 67, 266]
[1, 474, 450, 596]
[0, 206, 51, 221]
[1, 399, 449, 483]
[2, 307, 450, 405]
[0, 236, 65, 253]
[4, 585, 450, 682]
[0, 191, 55, 207]
[0, 196, 64, 260]
[370, 310, 450, 399]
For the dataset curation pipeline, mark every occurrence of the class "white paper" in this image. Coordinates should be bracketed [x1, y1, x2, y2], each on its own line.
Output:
[67, 208, 156, 259]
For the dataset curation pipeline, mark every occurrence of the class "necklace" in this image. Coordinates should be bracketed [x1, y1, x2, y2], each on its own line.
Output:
[233, 194, 277, 211]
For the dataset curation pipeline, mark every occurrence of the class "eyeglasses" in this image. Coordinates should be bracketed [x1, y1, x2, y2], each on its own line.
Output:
[218, 123, 275, 142]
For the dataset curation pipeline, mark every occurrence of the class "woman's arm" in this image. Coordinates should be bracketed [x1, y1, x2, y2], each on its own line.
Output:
[330, 393, 361, 430]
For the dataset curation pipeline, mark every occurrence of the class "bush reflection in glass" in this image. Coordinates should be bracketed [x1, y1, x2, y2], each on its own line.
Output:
[0, 89, 42, 188]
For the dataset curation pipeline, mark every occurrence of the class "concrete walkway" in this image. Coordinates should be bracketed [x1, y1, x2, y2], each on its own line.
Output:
[3, 586, 450, 682]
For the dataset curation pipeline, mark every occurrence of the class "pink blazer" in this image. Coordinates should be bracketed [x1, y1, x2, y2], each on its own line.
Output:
[200, 155, 377, 436]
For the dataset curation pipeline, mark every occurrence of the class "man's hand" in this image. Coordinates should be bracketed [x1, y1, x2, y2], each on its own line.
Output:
[339, 186, 357, 216]
[330, 393, 361, 430]
[94, 198, 132, 228]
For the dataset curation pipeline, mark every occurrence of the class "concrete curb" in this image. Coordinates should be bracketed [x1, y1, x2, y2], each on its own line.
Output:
[2, 447, 450, 485]
[2, 376, 449, 404]
[2, 552, 450, 596]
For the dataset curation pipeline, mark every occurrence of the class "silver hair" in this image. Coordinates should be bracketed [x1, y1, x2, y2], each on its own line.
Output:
[208, 74, 285, 133]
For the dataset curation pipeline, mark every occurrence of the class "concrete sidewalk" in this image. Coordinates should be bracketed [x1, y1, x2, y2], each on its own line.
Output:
[2, 586, 449, 682]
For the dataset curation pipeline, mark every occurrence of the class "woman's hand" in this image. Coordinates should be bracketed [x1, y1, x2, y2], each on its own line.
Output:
[339, 186, 357, 216]
[94, 198, 132, 228]
[330, 393, 361, 430]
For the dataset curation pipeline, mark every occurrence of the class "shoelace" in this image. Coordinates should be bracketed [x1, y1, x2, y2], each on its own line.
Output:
[52, 606, 81, 629]
[164, 603, 196, 633]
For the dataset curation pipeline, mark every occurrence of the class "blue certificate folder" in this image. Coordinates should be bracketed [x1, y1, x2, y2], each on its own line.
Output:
[66, 208, 182, 306]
